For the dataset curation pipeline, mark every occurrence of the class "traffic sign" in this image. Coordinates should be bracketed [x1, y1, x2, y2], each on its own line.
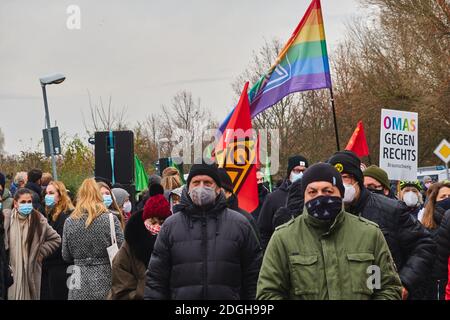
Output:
[434, 139, 450, 164]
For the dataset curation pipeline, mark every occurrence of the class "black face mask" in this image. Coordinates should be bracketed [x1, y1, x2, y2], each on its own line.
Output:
[305, 196, 343, 221]
[436, 198, 450, 212]
[368, 188, 385, 195]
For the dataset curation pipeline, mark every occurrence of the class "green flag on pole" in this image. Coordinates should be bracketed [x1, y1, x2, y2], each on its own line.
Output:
[264, 157, 273, 192]
[134, 155, 149, 192]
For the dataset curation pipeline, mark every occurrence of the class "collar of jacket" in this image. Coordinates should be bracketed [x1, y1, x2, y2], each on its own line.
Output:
[347, 186, 371, 215]
[303, 207, 345, 237]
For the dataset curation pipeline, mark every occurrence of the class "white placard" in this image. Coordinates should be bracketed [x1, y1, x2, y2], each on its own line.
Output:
[379, 109, 418, 181]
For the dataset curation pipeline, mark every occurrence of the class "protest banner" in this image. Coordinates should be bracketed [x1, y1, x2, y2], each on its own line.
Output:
[379, 109, 418, 181]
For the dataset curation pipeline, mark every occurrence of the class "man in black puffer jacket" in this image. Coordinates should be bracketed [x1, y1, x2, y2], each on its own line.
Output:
[144, 162, 262, 300]
[257, 155, 309, 251]
[328, 151, 436, 299]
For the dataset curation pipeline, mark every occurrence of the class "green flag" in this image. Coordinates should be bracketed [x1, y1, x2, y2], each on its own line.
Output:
[264, 157, 273, 192]
[135, 155, 149, 192]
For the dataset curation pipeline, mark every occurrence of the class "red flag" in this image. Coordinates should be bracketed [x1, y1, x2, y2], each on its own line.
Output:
[215, 82, 258, 213]
[345, 121, 369, 157]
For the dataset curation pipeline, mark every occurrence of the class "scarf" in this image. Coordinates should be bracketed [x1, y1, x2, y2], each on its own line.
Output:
[8, 209, 31, 300]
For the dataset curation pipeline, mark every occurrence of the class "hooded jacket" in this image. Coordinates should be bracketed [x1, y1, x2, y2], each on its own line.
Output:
[144, 188, 262, 300]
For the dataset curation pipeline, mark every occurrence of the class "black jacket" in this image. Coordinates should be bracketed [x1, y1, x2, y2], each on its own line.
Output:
[125, 210, 157, 267]
[347, 187, 436, 291]
[250, 184, 270, 222]
[144, 189, 262, 300]
[24, 182, 45, 214]
[225, 193, 261, 245]
[257, 179, 291, 251]
[41, 210, 72, 300]
[272, 178, 304, 229]
[434, 208, 450, 281]
[411, 207, 450, 300]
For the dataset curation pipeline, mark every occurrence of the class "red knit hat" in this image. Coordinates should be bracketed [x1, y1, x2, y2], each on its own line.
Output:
[143, 194, 171, 221]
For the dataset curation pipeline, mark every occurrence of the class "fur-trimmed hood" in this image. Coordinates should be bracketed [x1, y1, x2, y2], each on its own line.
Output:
[124, 210, 157, 266]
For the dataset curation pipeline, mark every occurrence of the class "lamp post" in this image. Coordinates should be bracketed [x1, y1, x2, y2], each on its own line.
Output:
[39, 73, 65, 180]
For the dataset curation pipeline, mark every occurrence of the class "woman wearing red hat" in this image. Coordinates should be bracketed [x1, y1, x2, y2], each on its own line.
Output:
[109, 183, 171, 300]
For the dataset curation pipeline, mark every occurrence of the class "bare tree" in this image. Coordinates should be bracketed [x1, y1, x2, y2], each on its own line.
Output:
[83, 91, 129, 135]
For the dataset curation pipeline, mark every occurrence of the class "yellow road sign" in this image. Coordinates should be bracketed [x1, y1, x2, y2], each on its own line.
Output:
[434, 139, 450, 164]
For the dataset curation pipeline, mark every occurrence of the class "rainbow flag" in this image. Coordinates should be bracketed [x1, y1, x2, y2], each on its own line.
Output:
[220, 0, 331, 130]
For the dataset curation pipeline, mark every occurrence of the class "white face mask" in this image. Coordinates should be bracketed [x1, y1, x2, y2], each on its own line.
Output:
[403, 191, 419, 208]
[290, 172, 303, 183]
[343, 183, 357, 204]
[123, 201, 132, 213]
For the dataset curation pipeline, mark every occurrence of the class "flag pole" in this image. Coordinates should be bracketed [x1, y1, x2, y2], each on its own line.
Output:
[329, 87, 340, 151]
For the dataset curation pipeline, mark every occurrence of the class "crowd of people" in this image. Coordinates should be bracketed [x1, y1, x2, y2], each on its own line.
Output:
[0, 151, 449, 300]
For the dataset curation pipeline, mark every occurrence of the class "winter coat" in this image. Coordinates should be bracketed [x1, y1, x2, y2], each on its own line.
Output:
[433, 208, 450, 299]
[272, 178, 304, 230]
[144, 189, 263, 300]
[109, 210, 157, 300]
[250, 184, 270, 222]
[225, 193, 261, 245]
[62, 211, 124, 300]
[41, 209, 72, 300]
[24, 182, 44, 214]
[346, 187, 436, 292]
[257, 179, 291, 251]
[257, 208, 402, 300]
[3, 209, 61, 300]
[1, 189, 13, 211]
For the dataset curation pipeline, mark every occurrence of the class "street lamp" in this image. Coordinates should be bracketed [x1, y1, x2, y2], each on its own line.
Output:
[39, 73, 65, 180]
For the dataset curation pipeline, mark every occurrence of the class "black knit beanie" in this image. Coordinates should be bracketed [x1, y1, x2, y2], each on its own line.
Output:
[187, 162, 222, 188]
[217, 168, 234, 193]
[287, 155, 309, 177]
[327, 150, 364, 186]
[301, 163, 345, 198]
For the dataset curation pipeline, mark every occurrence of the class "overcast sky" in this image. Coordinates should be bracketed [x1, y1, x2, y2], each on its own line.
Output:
[0, 0, 364, 155]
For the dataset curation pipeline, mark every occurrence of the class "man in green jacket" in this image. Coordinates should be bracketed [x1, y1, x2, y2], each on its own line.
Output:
[257, 163, 402, 300]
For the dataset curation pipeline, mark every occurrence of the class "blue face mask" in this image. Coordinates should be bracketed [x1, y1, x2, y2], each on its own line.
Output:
[290, 171, 303, 183]
[0, 202, 2, 211]
[103, 194, 113, 208]
[18, 203, 33, 216]
[45, 194, 56, 208]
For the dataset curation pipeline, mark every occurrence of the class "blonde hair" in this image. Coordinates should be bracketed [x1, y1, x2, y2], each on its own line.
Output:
[422, 181, 450, 229]
[71, 178, 108, 228]
[97, 181, 125, 230]
[161, 167, 182, 191]
[46, 181, 74, 222]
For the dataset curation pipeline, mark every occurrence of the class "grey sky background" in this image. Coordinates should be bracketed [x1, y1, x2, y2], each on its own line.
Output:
[0, 0, 364, 155]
